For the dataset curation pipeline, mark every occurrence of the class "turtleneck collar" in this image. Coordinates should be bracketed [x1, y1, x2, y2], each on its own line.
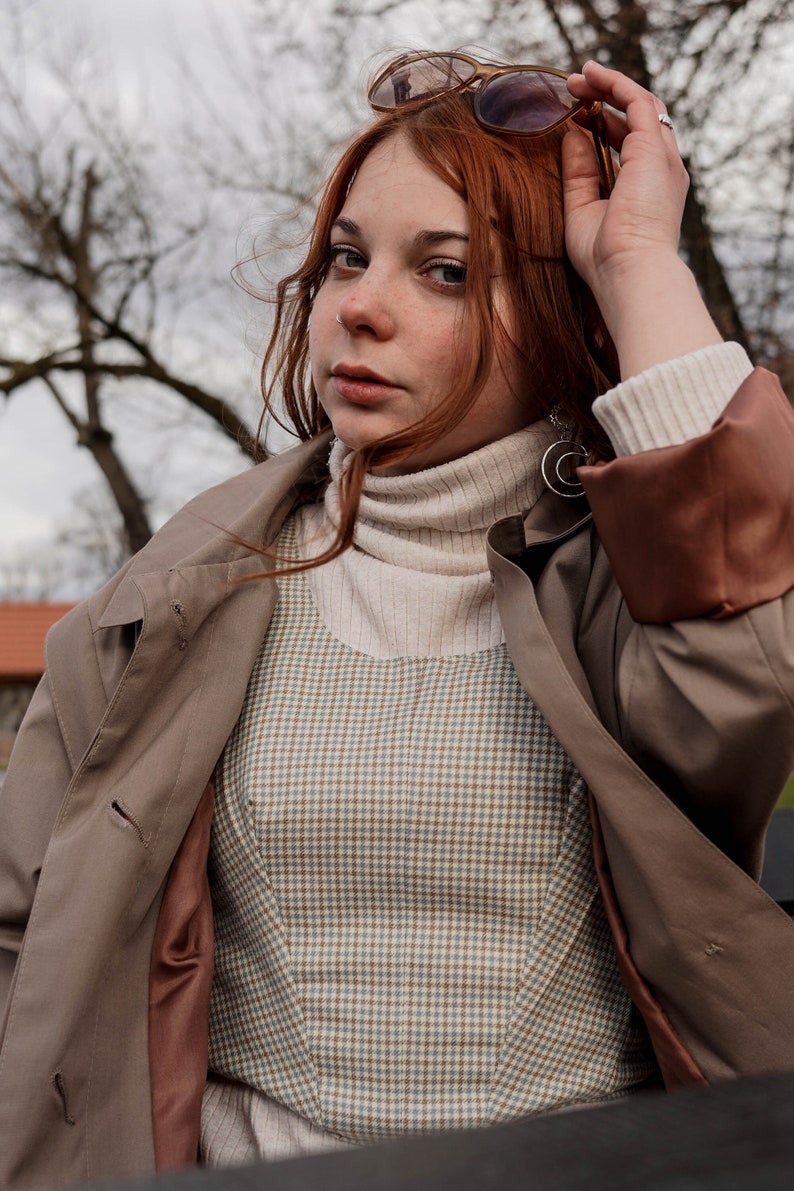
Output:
[293, 419, 558, 659]
[321, 421, 557, 578]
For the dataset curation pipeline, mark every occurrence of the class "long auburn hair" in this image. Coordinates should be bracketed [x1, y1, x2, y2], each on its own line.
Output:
[258, 87, 618, 573]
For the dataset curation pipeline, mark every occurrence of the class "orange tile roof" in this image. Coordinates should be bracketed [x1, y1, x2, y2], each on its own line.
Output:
[0, 602, 76, 681]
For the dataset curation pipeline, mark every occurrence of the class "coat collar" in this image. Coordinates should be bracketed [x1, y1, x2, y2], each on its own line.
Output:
[487, 488, 592, 576]
[96, 432, 334, 631]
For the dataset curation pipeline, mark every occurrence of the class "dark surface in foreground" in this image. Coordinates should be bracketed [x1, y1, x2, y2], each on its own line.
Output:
[80, 1069, 794, 1191]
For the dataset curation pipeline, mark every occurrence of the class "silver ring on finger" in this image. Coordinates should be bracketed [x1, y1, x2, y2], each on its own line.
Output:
[658, 113, 675, 132]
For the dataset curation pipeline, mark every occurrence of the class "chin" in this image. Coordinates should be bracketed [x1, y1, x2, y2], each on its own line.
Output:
[327, 414, 398, 453]
[331, 428, 375, 452]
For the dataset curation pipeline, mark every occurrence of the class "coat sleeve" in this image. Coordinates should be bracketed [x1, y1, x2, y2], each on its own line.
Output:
[0, 672, 75, 1017]
[579, 368, 794, 877]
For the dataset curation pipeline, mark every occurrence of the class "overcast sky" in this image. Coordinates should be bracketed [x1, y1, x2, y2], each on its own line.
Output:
[7, 1, 789, 584]
[0, 0, 449, 575]
[0, 0, 237, 558]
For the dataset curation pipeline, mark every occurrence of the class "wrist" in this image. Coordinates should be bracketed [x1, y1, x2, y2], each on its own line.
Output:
[590, 255, 724, 381]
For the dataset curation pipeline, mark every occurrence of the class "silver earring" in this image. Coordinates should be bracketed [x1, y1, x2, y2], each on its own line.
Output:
[541, 406, 587, 498]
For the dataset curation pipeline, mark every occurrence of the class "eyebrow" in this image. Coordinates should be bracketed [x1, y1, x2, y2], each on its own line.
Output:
[331, 216, 469, 248]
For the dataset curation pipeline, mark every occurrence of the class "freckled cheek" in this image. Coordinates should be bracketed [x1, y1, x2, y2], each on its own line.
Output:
[408, 311, 468, 369]
[308, 296, 335, 383]
[427, 327, 471, 394]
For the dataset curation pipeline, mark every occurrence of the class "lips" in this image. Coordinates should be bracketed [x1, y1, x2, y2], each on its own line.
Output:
[332, 363, 392, 385]
[330, 363, 399, 405]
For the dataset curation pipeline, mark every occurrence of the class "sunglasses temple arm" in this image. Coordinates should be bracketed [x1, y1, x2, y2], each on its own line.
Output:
[587, 110, 616, 197]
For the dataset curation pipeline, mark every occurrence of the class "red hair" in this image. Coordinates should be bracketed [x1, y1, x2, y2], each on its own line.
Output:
[258, 88, 618, 571]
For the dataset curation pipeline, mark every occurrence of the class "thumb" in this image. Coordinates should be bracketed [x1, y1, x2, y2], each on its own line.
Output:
[561, 124, 602, 218]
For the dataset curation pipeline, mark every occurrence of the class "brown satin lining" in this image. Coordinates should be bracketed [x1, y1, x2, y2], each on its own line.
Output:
[580, 369, 794, 624]
[149, 779, 215, 1170]
[588, 793, 707, 1091]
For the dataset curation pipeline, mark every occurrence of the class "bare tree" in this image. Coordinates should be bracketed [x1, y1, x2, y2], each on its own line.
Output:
[524, 0, 793, 374]
[3, 0, 790, 583]
[0, 3, 260, 555]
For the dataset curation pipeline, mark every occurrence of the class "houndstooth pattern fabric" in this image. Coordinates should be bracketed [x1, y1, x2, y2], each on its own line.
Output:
[208, 521, 656, 1144]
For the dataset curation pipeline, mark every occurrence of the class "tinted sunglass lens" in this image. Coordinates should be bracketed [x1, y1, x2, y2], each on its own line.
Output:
[477, 71, 576, 132]
[370, 55, 478, 108]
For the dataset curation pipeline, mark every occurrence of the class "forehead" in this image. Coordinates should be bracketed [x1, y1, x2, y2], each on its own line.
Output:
[339, 134, 468, 234]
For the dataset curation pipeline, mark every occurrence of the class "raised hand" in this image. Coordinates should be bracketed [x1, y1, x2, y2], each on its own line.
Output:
[563, 61, 722, 380]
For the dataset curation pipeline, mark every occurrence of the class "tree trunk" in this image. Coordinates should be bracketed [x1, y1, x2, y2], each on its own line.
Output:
[71, 164, 153, 553]
[75, 421, 153, 553]
[679, 166, 751, 352]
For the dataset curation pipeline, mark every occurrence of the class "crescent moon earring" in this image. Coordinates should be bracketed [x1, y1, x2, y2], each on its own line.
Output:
[541, 406, 588, 498]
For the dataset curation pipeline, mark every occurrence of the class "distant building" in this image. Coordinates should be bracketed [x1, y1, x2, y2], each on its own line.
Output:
[0, 602, 75, 773]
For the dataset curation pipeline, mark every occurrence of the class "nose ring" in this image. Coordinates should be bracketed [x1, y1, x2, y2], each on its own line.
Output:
[336, 312, 344, 325]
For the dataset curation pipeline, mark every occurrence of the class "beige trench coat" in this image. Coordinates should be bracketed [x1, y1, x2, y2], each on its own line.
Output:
[2, 369, 794, 1189]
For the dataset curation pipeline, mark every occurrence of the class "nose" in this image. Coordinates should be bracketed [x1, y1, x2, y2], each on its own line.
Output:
[336, 271, 394, 339]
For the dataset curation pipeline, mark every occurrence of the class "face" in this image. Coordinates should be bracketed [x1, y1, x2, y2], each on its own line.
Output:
[309, 134, 536, 473]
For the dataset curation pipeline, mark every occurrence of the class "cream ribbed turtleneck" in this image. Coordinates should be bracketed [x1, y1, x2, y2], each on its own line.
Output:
[293, 342, 753, 658]
[294, 420, 557, 659]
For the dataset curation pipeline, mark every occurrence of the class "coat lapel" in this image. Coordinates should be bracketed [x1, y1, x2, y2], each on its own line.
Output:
[487, 505, 794, 1082]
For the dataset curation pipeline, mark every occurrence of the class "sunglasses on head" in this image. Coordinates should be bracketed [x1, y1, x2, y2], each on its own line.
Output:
[368, 52, 615, 196]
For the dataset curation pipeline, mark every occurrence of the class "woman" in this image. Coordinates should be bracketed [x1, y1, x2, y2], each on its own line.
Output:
[2, 56, 794, 1190]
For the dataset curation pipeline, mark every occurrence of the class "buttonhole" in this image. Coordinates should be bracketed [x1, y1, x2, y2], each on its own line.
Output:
[170, 600, 188, 650]
[51, 1069, 76, 1125]
[109, 800, 150, 848]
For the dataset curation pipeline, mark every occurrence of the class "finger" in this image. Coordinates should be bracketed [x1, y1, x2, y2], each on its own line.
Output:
[572, 103, 629, 153]
[655, 112, 678, 147]
[561, 124, 603, 215]
[569, 62, 684, 182]
[568, 62, 674, 142]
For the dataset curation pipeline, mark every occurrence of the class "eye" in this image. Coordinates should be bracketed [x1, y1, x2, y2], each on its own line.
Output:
[423, 259, 468, 288]
[328, 244, 367, 272]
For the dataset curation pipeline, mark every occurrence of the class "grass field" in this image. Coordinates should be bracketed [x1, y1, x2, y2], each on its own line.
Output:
[779, 775, 794, 808]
